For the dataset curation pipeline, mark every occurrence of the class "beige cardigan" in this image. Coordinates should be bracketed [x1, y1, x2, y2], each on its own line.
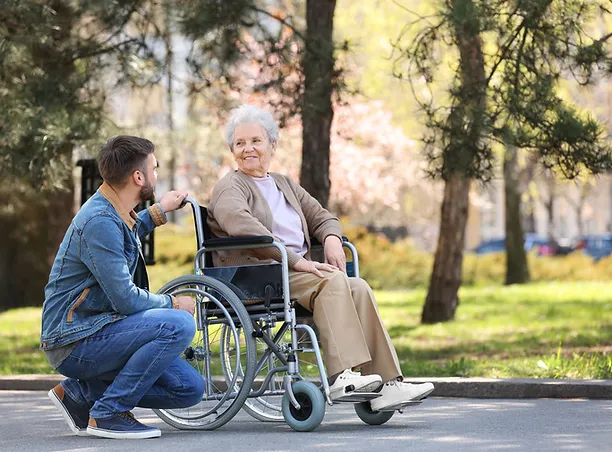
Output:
[207, 170, 343, 268]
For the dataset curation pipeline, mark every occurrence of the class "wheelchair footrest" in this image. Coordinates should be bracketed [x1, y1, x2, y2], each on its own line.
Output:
[332, 392, 382, 403]
[375, 400, 423, 412]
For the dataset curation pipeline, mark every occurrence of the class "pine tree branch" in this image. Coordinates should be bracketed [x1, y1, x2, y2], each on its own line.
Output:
[71, 38, 139, 62]
[246, 5, 306, 42]
[485, 19, 526, 86]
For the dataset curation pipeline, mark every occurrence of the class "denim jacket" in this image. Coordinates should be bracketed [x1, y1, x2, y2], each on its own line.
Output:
[40, 183, 172, 350]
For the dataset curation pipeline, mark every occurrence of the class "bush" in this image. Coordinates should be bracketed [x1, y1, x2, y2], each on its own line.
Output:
[155, 223, 198, 266]
[154, 220, 612, 290]
[341, 224, 433, 289]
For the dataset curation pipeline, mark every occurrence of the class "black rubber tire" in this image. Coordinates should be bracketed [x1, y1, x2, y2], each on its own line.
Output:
[153, 274, 256, 430]
[354, 402, 394, 426]
[281, 380, 326, 432]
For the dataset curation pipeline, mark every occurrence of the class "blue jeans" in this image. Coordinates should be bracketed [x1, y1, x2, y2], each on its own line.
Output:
[57, 309, 205, 419]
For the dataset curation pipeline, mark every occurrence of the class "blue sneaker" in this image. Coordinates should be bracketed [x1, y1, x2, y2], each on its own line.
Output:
[48, 384, 90, 436]
[87, 412, 161, 439]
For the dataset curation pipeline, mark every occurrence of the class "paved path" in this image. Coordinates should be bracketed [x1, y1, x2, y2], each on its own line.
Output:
[1, 391, 611, 451]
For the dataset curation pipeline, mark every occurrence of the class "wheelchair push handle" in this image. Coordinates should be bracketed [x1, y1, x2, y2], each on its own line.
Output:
[179, 196, 199, 211]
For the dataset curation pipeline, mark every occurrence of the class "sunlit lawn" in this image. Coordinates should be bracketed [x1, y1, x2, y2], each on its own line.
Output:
[1, 281, 610, 379]
[378, 282, 612, 379]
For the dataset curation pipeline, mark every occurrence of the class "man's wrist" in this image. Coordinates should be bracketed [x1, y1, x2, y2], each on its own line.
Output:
[170, 295, 178, 309]
[148, 203, 168, 227]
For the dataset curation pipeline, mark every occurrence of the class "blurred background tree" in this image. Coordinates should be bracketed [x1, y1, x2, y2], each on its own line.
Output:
[178, 0, 346, 207]
[0, 0, 159, 310]
[393, 0, 611, 322]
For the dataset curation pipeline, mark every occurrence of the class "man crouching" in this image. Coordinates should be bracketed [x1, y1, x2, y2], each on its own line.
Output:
[41, 136, 203, 439]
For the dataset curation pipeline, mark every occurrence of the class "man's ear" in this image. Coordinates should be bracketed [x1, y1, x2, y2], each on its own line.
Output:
[132, 170, 144, 187]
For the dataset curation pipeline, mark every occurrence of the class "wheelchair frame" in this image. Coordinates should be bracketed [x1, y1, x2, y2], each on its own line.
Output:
[154, 197, 395, 432]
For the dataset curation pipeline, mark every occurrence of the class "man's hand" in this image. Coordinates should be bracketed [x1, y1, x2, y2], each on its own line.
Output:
[174, 295, 195, 315]
[294, 258, 336, 278]
[324, 235, 346, 274]
[160, 191, 188, 213]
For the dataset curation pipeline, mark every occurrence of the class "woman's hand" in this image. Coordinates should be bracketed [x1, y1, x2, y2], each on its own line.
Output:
[324, 235, 346, 274]
[294, 258, 337, 278]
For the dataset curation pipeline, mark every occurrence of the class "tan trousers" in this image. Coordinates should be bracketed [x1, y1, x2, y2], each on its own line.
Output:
[289, 270, 402, 382]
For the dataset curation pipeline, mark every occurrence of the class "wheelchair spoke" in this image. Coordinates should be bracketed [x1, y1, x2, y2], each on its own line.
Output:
[153, 275, 255, 430]
[222, 319, 323, 422]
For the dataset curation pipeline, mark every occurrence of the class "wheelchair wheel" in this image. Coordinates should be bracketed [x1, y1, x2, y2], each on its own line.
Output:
[281, 380, 325, 432]
[354, 402, 394, 426]
[153, 275, 256, 430]
[221, 321, 323, 422]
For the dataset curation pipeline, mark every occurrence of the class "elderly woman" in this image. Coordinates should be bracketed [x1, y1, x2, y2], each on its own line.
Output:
[207, 105, 434, 411]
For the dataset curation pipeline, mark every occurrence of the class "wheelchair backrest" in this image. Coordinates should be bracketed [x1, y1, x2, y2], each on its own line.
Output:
[191, 204, 214, 268]
[189, 202, 285, 304]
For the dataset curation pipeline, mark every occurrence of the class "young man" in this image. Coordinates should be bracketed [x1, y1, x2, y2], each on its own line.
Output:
[41, 136, 203, 439]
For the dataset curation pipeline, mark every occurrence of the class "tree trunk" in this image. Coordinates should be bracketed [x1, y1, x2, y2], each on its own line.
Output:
[299, 0, 336, 208]
[522, 159, 537, 233]
[164, 2, 177, 223]
[46, 182, 74, 268]
[422, 174, 470, 323]
[504, 144, 530, 284]
[0, 241, 12, 310]
[545, 190, 555, 239]
[422, 0, 486, 323]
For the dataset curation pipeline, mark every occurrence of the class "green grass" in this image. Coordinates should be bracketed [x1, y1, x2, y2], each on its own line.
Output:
[377, 282, 612, 379]
[2, 281, 611, 378]
[0, 308, 55, 374]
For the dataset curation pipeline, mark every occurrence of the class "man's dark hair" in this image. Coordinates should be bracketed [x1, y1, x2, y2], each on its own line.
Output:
[98, 136, 155, 185]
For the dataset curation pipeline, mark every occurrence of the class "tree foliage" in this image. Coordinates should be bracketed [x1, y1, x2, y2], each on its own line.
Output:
[0, 0, 162, 310]
[0, 0, 161, 189]
[393, 0, 612, 181]
[178, 0, 306, 122]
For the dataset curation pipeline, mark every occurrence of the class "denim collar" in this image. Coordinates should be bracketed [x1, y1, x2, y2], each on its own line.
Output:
[99, 182, 139, 231]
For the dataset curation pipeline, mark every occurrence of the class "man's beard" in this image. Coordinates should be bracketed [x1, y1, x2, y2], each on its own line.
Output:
[139, 176, 155, 202]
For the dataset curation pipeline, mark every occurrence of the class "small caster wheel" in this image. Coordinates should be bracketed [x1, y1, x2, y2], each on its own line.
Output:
[282, 380, 325, 432]
[354, 401, 394, 425]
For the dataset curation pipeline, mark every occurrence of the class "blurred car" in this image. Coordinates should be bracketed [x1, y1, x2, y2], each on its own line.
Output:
[536, 238, 575, 256]
[472, 238, 505, 254]
[575, 234, 612, 261]
[472, 234, 549, 255]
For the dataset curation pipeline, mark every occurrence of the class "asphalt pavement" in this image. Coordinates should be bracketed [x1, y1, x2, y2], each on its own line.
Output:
[1, 391, 610, 452]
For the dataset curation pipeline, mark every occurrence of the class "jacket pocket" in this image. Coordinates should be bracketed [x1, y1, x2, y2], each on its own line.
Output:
[124, 242, 138, 267]
[67, 288, 91, 323]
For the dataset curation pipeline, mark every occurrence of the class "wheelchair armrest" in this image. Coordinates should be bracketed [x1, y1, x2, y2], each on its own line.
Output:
[203, 235, 274, 249]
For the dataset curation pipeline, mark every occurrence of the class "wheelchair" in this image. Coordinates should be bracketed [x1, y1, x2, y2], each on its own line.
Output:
[153, 197, 416, 431]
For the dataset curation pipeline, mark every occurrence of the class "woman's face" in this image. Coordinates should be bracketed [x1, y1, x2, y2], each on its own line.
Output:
[231, 122, 275, 178]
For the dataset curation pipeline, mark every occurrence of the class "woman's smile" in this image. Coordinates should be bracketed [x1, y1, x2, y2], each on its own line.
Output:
[231, 122, 275, 178]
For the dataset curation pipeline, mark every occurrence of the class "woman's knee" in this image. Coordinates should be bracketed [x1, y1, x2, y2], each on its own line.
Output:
[350, 277, 373, 295]
[322, 270, 351, 293]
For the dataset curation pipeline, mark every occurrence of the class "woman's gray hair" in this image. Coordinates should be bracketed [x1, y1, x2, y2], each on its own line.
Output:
[225, 104, 279, 149]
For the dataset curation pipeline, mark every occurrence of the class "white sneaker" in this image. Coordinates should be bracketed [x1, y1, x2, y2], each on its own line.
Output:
[370, 380, 434, 412]
[329, 369, 383, 400]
